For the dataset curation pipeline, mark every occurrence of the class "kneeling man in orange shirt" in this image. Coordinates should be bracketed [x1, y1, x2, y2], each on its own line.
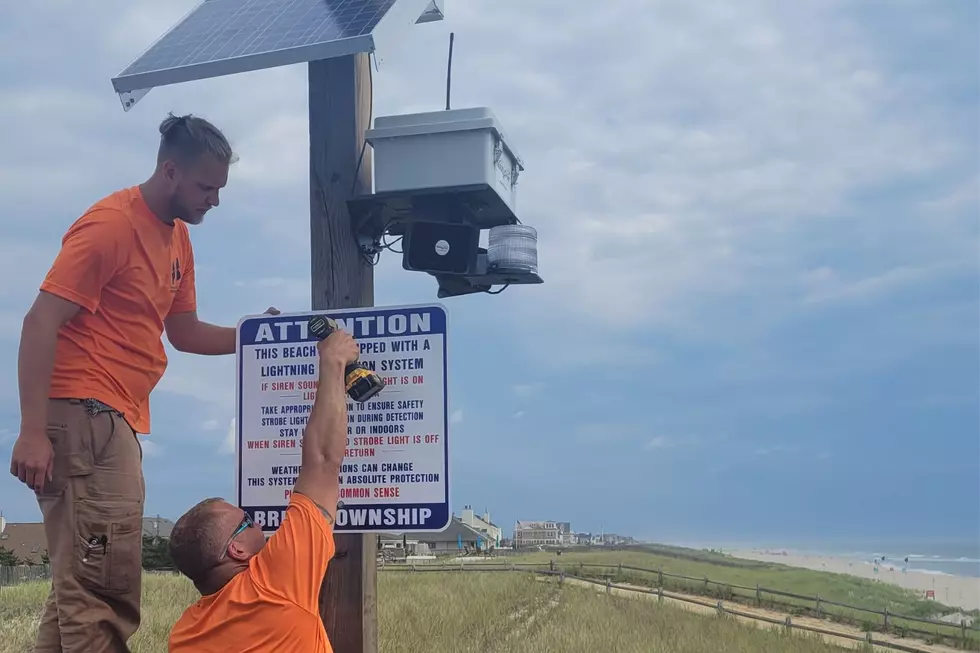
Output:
[167, 327, 360, 653]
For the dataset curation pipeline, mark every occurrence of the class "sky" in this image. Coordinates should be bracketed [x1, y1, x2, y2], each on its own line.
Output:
[0, 0, 977, 551]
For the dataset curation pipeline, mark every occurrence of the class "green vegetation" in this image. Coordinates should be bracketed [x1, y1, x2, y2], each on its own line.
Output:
[1, 571, 861, 653]
[503, 547, 979, 649]
[141, 536, 174, 571]
[0, 547, 20, 566]
[513, 547, 935, 613]
[381, 572, 856, 653]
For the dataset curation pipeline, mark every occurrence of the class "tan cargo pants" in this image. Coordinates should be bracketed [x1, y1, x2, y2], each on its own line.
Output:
[33, 398, 145, 653]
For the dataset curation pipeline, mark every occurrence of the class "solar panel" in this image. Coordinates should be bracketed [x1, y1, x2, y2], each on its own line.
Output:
[111, 0, 438, 110]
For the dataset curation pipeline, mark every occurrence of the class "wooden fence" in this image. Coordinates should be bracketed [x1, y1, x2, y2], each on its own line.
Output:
[0, 564, 51, 591]
[382, 561, 979, 651]
[594, 560, 977, 646]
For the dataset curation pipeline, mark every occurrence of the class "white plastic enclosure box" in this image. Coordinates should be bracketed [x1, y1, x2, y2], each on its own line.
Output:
[364, 107, 524, 214]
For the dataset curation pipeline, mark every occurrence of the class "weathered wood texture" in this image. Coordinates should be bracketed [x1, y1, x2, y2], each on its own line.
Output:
[309, 52, 378, 653]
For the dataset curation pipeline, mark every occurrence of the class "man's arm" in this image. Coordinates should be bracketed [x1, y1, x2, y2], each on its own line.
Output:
[11, 210, 126, 491]
[164, 307, 281, 356]
[247, 329, 359, 610]
[10, 293, 83, 489]
[164, 311, 236, 355]
[19, 293, 82, 432]
[293, 330, 360, 517]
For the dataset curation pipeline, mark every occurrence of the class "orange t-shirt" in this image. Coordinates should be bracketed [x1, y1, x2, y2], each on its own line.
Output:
[40, 186, 196, 434]
[168, 492, 336, 653]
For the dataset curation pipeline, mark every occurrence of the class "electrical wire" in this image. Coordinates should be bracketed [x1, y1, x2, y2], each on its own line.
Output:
[381, 233, 403, 254]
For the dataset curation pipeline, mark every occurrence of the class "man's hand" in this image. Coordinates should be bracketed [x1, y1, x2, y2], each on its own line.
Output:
[317, 328, 359, 370]
[10, 430, 53, 492]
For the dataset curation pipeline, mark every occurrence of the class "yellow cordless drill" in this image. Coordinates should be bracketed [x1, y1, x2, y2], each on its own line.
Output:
[307, 315, 386, 402]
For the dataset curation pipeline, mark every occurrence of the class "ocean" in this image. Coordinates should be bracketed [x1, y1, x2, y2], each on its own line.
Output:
[830, 543, 980, 579]
[669, 537, 980, 578]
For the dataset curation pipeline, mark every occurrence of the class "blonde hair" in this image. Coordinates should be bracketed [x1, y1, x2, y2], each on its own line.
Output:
[157, 112, 237, 166]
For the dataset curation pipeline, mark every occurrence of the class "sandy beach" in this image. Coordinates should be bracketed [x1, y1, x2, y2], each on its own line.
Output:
[729, 549, 980, 612]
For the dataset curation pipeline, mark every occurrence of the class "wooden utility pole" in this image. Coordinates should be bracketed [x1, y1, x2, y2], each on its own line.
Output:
[309, 52, 378, 653]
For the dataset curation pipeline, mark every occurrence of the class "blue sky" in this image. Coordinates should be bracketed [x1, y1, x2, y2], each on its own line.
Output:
[0, 0, 977, 550]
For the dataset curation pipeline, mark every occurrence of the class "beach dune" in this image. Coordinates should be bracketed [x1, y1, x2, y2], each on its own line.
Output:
[730, 550, 979, 612]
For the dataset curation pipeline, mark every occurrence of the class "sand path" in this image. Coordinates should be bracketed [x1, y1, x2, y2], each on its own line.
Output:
[550, 576, 970, 653]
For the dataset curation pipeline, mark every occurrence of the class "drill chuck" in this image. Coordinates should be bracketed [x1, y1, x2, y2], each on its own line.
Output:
[307, 316, 385, 403]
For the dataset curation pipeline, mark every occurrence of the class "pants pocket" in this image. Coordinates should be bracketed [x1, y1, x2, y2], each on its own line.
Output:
[37, 423, 71, 498]
[38, 402, 95, 498]
[74, 498, 143, 595]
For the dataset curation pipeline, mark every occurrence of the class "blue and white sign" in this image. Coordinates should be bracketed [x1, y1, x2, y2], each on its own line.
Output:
[235, 303, 450, 534]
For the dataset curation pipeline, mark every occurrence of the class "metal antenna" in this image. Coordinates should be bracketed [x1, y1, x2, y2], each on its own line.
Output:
[445, 32, 454, 110]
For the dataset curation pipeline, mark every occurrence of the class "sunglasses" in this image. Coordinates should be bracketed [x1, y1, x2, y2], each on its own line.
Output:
[218, 511, 254, 561]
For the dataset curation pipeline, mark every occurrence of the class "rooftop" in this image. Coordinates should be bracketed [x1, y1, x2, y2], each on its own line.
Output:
[381, 517, 488, 544]
[515, 520, 559, 530]
[0, 517, 175, 564]
[0, 523, 48, 564]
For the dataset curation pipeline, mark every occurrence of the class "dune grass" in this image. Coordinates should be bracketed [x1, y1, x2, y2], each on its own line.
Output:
[0, 572, 200, 653]
[508, 547, 943, 616]
[501, 547, 978, 647]
[0, 571, 861, 653]
[380, 571, 857, 653]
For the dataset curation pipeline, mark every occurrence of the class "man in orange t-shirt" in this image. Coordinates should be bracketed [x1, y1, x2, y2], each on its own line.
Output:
[167, 327, 360, 653]
[8, 112, 276, 653]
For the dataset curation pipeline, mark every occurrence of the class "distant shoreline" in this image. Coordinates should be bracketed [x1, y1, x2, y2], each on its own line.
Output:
[662, 539, 980, 578]
[728, 548, 980, 612]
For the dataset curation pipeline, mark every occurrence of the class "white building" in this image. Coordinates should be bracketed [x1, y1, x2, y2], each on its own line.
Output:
[460, 506, 501, 547]
[514, 520, 563, 547]
[556, 522, 574, 546]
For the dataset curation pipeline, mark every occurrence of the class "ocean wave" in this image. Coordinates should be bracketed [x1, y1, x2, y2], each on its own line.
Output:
[911, 558, 980, 564]
[913, 568, 953, 576]
[849, 553, 979, 564]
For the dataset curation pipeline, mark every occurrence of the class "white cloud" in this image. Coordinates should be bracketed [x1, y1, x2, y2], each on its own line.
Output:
[755, 446, 789, 457]
[512, 383, 544, 400]
[139, 438, 163, 458]
[645, 435, 703, 451]
[917, 176, 979, 215]
[234, 278, 311, 312]
[153, 353, 236, 413]
[404, 0, 971, 333]
[512, 411, 525, 420]
[220, 418, 236, 456]
[450, 408, 463, 424]
[800, 262, 970, 306]
[0, 0, 970, 352]
[646, 436, 673, 450]
[0, 0, 973, 533]
[233, 114, 310, 188]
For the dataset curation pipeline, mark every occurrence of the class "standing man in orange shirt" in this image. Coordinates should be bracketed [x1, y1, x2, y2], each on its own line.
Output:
[166, 326, 359, 653]
[8, 112, 277, 653]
